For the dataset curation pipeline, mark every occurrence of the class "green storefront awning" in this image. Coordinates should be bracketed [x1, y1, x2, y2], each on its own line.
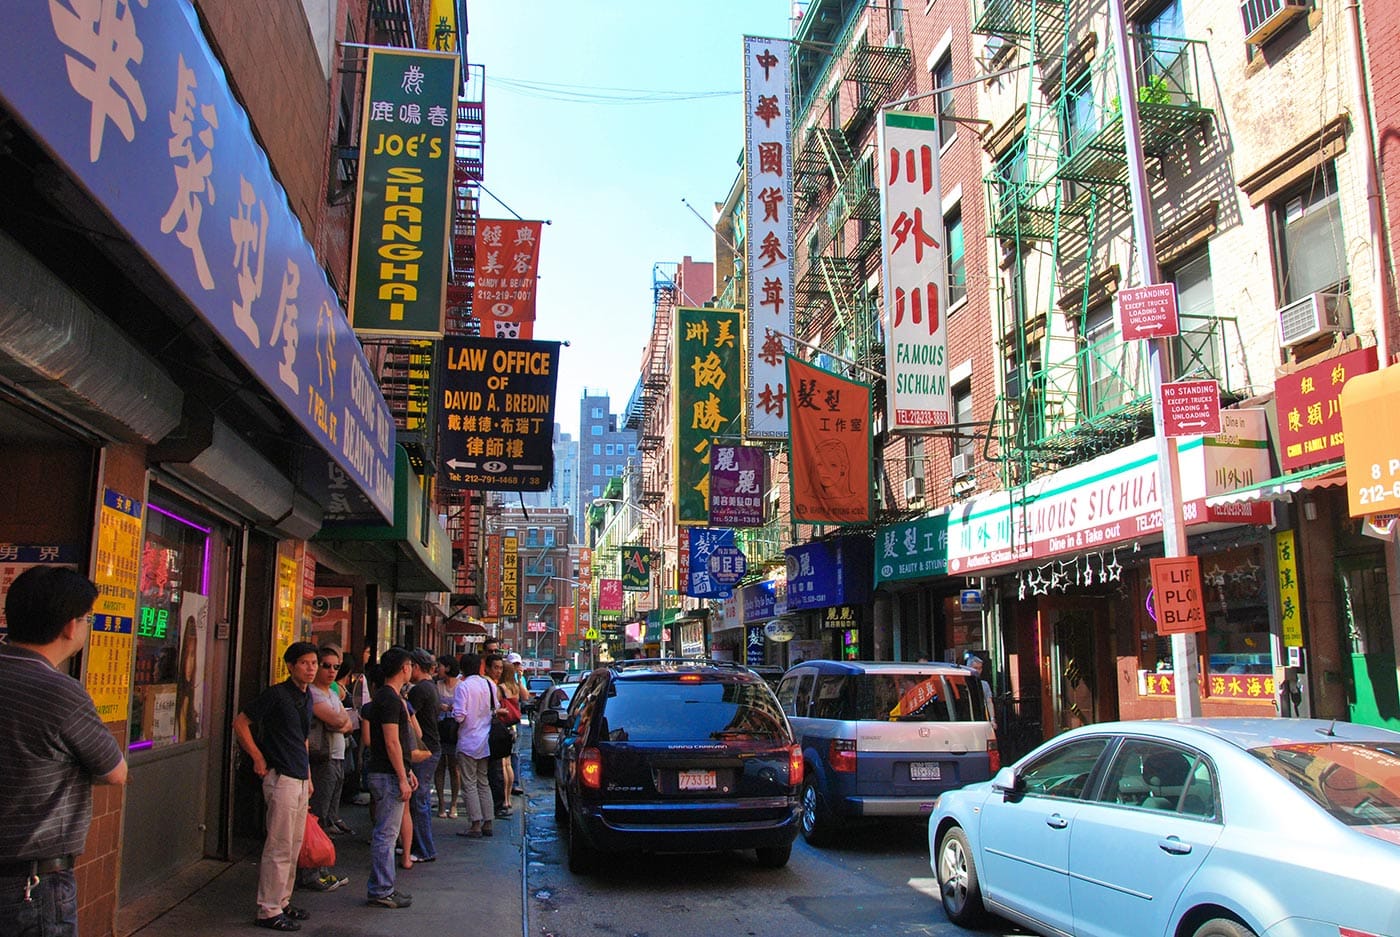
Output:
[313, 446, 453, 592]
[1205, 460, 1346, 506]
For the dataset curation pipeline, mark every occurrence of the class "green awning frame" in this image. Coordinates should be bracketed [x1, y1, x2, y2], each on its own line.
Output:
[1205, 460, 1346, 506]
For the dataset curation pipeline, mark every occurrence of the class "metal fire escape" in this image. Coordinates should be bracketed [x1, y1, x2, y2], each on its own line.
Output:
[634, 264, 675, 509]
[976, 0, 1231, 484]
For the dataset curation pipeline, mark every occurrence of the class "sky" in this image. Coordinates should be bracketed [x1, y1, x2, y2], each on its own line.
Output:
[466, 2, 794, 440]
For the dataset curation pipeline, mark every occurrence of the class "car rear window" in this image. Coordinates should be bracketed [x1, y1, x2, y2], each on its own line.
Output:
[599, 679, 789, 742]
[831, 673, 988, 722]
[1251, 741, 1400, 826]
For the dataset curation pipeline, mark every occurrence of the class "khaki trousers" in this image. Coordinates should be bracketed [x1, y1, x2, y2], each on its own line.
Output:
[257, 770, 310, 920]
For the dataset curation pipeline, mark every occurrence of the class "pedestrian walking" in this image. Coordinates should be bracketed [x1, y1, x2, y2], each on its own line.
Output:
[433, 656, 462, 818]
[452, 652, 499, 838]
[496, 656, 525, 813]
[298, 646, 352, 893]
[405, 650, 441, 863]
[0, 566, 127, 937]
[232, 640, 320, 931]
[364, 647, 415, 909]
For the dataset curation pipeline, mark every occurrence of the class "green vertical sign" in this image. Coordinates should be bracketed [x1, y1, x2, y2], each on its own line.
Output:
[675, 307, 744, 524]
[349, 48, 458, 337]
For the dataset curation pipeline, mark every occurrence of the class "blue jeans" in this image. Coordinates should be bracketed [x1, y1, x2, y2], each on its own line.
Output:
[409, 754, 439, 860]
[0, 869, 77, 937]
[366, 773, 406, 899]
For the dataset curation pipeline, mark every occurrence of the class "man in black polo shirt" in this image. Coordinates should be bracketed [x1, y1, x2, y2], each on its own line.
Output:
[233, 641, 320, 931]
[0, 566, 126, 937]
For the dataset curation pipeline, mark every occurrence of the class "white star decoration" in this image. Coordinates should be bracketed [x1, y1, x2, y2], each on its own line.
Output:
[1049, 564, 1068, 591]
[1103, 551, 1123, 582]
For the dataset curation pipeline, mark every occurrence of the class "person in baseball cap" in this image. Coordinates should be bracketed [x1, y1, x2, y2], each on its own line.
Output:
[505, 652, 522, 665]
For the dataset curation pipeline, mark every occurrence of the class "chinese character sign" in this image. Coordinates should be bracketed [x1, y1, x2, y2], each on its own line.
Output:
[688, 528, 745, 599]
[878, 111, 949, 430]
[577, 547, 592, 632]
[710, 443, 767, 527]
[1275, 345, 1376, 471]
[0, 2, 396, 520]
[502, 535, 518, 618]
[675, 307, 744, 524]
[484, 533, 501, 621]
[473, 219, 543, 339]
[1275, 530, 1303, 647]
[743, 36, 793, 439]
[427, 0, 459, 53]
[438, 337, 560, 491]
[598, 578, 623, 614]
[349, 48, 459, 338]
[874, 513, 950, 585]
[786, 355, 873, 524]
[619, 545, 652, 593]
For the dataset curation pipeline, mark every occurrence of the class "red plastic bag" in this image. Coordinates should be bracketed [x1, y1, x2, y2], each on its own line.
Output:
[298, 813, 335, 869]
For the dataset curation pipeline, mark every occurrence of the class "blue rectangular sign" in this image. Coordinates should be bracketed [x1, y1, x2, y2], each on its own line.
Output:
[785, 536, 872, 611]
[741, 579, 776, 623]
[0, 1, 395, 520]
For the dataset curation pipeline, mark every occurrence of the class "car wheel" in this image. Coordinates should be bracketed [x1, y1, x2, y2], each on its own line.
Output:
[937, 826, 988, 928]
[754, 843, 792, 868]
[554, 783, 566, 821]
[567, 808, 598, 874]
[532, 749, 547, 773]
[1191, 919, 1256, 937]
[799, 777, 838, 846]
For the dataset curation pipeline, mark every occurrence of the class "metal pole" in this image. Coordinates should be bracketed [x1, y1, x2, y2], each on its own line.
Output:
[1108, 0, 1202, 717]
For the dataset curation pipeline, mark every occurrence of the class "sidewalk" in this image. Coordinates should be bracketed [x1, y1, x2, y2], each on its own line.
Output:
[118, 797, 525, 937]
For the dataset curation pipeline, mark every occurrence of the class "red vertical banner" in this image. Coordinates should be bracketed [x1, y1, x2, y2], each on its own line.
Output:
[786, 355, 873, 524]
[484, 533, 501, 622]
[557, 606, 575, 640]
[473, 219, 543, 338]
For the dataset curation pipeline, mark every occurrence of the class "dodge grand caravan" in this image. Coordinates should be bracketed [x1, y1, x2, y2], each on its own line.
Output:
[775, 660, 998, 845]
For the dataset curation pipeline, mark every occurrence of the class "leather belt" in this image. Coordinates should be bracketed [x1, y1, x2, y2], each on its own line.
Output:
[0, 855, 75, 877]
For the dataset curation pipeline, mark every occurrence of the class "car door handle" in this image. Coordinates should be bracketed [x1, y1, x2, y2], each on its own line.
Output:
[1158, 836, 1192, 855]
[1045, 814, 1068, 829]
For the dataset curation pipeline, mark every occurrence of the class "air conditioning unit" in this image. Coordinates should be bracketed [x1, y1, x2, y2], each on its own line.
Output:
[1239, 0, 1310, 46]
[951, 453, 975, 479]
[1277, 291, 1351, 348]
[904, 476, 924, 501]
[885, 28, 905, 49]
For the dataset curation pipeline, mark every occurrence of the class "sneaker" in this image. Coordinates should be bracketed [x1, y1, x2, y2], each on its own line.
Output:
[320, 874, 349, 891]
[367, 890, 413, 909]
[255, 913, 299, 931]
[298, 876, 335, 892]
[281, 905, 310, 921]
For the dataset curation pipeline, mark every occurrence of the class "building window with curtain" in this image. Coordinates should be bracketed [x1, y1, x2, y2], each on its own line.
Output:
[1271, 163, 1346, 306]
[945, 204, 966, 308]
[933, 55, 955, 148]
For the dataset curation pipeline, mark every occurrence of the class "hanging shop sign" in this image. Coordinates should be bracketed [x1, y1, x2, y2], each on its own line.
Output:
[87, 490, 140, 722]
[1149, 555, 1206, 635]
[687, 528, 746, 599]
[710, 443, 767, 527]
[1276, 345, 1376, 472]
[943, 411, 1274, 574]
[1274, 531, 1303, 647]
[785, 537, 872, 611]
[822, 605, 858, 631]
[0, 3, 397, 521]
[484, 533, 501, 622]
[746, 625, 766, 665]
[1340, 357, 1400, 517]
[598, 578, 623, 614]
[619, 545, 652, 593]
[349, 48, 458, 337]
[438, 337, 560, 491]
[878, 110, 948, 431]
[764, 617, 796, 642]
[676, 307, 744, 524]
[427, 0, 460, 53]
[473, 219, 543, 339]
[577, 548, 592, 634]
[786, 355, 873, 524]
[741, 579, 777, 623]
[502, 535, 518, 619]
[742, 36, 793, 439]
[875, 513, 951, 585]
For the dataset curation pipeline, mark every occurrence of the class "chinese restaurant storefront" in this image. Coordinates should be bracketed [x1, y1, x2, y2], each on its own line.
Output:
[784, 536, 873, 662]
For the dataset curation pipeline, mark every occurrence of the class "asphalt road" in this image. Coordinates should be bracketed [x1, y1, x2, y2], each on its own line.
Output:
[518, 724, 1030, 937]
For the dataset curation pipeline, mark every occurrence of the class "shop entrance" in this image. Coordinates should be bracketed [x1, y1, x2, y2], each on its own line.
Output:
[1338, 551, 1399, 729]
[1042, 601, 1109, 732]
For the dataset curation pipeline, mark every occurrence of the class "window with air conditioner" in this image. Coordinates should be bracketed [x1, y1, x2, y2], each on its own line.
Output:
[904, 476, 924, 501]
[1240, 0, 1310, 46]
[1273, 163, 1345, 307]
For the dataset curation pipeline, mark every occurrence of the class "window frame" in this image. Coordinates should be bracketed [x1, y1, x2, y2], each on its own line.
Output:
[1270, 162, 1346, 306]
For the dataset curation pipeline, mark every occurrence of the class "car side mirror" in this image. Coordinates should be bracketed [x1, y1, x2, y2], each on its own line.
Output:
[538, 709, 561, 728]
[990, 765, 1023, 797]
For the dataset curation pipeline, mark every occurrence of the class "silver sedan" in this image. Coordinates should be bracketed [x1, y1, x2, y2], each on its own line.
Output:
[929, 718, 1400, 937]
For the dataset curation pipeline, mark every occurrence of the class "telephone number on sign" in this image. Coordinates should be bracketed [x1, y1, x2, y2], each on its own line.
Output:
[1357, 482, 1400, 505]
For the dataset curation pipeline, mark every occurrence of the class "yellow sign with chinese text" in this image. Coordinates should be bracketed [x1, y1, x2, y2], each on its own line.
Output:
[86, 490, 142, 723]
[1275, 530, 1303, 647]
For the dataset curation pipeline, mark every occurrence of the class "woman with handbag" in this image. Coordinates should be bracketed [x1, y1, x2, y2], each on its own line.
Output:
[433, 656, 462, 818]
[298, 646, 352, 892]
[497, 657, 525, 811]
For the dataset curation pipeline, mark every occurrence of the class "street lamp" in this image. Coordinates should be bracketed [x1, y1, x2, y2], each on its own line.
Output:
[591, 497, 669, 657]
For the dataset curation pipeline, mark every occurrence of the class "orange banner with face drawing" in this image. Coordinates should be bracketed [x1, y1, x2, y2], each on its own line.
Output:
[786, 355, 873, 524]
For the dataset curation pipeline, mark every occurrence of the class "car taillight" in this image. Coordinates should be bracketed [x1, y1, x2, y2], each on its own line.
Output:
[1340, 929, 1384, 937]
[580, 748, 602, 789]
[788, 745, 804, 786]
[829, 738, 857, 773]
[988, 738, 1001, 773]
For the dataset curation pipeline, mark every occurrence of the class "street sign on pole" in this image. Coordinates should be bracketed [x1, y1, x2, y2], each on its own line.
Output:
[1161, 379, 1222, 437]
[1116, 283, 1180, 340]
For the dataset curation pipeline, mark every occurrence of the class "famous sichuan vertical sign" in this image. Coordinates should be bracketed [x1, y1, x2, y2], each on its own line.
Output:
[675, 307, 744, 524]
[743, 36, 793, 439]
[349, 49, 458, 338]
[879, 111, 948, 430]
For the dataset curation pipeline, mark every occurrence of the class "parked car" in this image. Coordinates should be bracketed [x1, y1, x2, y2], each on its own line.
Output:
[551, 659, 801, 873]
[775, 660, 997, 845]
[747, 665, 785, 691]
[522, 674, 556, 714]
[930, 717, 1400, 937]
[530, 681, 578, 771]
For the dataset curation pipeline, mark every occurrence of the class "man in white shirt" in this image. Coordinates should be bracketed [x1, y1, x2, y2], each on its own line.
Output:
[452, 652, 508, 837]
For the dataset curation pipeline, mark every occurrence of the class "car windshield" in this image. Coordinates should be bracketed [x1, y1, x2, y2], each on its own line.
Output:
[836, 673, 988, 722]
[1251, 741, 1400, 826]
[600, 679, 789, 742]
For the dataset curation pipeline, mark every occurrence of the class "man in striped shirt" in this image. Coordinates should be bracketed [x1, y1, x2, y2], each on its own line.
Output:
[0, 566, 127, 937]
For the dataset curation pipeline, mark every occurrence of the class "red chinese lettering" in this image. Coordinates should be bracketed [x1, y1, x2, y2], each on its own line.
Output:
[754, 94, 781, 128]
[893, 282, 940, 334]
[890, 207, 939, 263]
[887, 144, 936, 195]
[759, 230, 787, 268]
[758, 186, 783, 222]
[760, 276, 785, 315]
[758, 382, 787, 418]
[754, 48, 779, 80]
[758, 141, 784, 176]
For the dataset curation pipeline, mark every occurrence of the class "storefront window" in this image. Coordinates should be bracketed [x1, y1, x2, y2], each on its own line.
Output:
[129, 502, 213, 751]
[1139, 544, 1272, 677]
